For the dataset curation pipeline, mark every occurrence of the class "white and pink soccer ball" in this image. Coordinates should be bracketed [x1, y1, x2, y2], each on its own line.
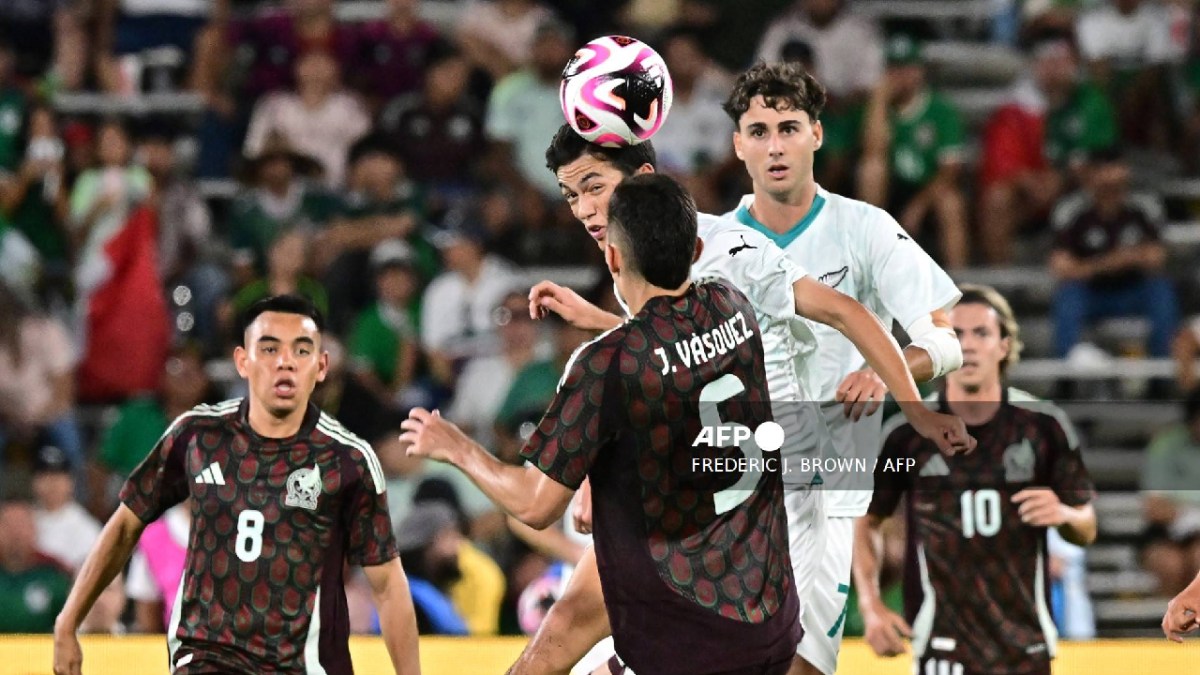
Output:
[559, 35, 674, 148]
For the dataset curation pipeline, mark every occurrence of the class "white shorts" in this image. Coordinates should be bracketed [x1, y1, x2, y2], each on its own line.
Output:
[572, 637, 617, 675]
[785, 486, 826, 630]
[796, 512, 855, 675]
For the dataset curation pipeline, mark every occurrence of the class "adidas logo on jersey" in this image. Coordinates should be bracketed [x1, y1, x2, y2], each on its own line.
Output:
[195, 462, 226, 485]
[919, 455, 950, 477]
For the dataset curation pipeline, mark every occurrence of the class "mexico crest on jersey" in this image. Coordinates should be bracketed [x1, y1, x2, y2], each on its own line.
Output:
[285, 465, 322, 510]
[1003, 439, 1036, 483]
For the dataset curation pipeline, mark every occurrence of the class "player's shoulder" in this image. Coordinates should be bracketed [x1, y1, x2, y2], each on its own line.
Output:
[1005, 387, 1081, 449]
[565, 323, 627, 374]
[820, 189, 902, 235]
[313, 411, 388, 493]
[166, 399, 244, 436]
[696, 210, 773, 248]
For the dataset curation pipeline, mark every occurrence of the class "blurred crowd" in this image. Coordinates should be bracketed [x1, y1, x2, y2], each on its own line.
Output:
[3, 0, 1200, 639]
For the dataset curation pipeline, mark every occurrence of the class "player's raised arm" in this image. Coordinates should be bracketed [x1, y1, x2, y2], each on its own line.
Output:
[363, 560, 421, 675]
[54, 504, 148, 675]
[402, 408, 576, 529]
[792, 276, 974, 455]
[529, 280, 623, 331]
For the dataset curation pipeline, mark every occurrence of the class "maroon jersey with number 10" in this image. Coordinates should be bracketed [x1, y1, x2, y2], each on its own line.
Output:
[120, 399, 396, 675]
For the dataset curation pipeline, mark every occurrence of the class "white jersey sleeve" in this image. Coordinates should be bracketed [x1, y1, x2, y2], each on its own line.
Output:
[693, 213, 807, 322]
[855, 206, 960, 331]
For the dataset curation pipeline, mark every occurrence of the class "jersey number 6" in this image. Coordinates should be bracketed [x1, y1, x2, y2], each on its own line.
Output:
[699, 373, 765, 515]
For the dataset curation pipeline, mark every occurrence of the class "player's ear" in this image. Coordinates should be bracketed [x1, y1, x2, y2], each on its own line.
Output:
[604, 242, 620, 275]
[693, 237, 704, 263]
[732, 131, 744, 160]
[812, 119, 823, 150]
[998, 335, 1011, 362]
[634, 163, 654, 176]
[316, 349, 329, 383]
[233, 345, 249, 378]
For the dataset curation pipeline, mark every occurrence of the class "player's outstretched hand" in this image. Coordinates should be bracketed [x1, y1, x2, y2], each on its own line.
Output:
[573, 478, 594, 535]
[1163, 578, 1200, 642]
[528, 280, 621, 331]
[862, 604, 912, 657]
[836, 369, 887, 421]
[907, 409, 975, 456]
[1012, 488, 1068, 527]
[400, 408, 470, 466]
[52, 628, 82, 675]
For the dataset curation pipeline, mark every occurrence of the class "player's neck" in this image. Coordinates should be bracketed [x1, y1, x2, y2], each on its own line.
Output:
[945, 379, 1004, 425]
[750, 180, 818, 235]
[619, 278, 690, 315]
[248, 399, 308, 439]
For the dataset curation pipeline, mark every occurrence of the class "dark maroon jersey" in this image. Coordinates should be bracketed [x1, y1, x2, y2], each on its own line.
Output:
[868, 388, 1094, 675]
[521, 281, 801, 675]
[119, 399, 397, 675]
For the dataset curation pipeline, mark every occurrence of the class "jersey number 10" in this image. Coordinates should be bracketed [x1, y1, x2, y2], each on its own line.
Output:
[959, 489, 1002, 538]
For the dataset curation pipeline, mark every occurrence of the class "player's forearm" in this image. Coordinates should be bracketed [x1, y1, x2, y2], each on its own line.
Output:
[852, 517, 888, 613]
[371, 563, 421, 675]
[56, 504, 146, 634]
[1057, 504, 1098, 547]
[583, 309, 624, 332]
[828, 298, 923, 403]
[452, 442, 564, 529]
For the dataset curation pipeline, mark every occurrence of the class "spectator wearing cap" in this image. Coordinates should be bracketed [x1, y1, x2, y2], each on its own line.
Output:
[227, 134, 341, 278]
[455, 0, 555, 81]
[378, 43, 486, 208]
[484, 19, 577, 201]
[242, 48, 371, 188]
[346, 240, 425, 401]
[1140, 388, 1200, 596]
[419, 221, 520, 386]
[31, 444, 99, 573]
[978, 32, 1117, 265]
[0, 496, 71, 633]
[412, 479, 505, 636]
[392, 501, 470, 635]
[1049, 148, 1177, 361]
[445, 291, 544, 453]
[315, 137, 436, 333]
[221, 229, 329, 346]
[859, 34, 968, 269]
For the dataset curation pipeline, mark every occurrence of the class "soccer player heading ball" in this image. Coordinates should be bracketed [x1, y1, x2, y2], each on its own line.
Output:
[53, 296, 420, 675]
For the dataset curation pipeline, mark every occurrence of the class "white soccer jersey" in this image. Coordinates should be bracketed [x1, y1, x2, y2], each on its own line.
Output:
[729, 189, 961, 516]
[614, 212, 829, 485]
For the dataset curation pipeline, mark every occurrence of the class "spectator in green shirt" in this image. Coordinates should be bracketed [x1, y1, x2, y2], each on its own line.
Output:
[348, 240, 425, 403]
[860, 34, 969, 269]
[0, 105, 70, 279]
[0, 496, 71, 633]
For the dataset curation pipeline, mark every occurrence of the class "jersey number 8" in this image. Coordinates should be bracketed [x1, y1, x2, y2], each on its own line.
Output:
[236, 509, 265, 562]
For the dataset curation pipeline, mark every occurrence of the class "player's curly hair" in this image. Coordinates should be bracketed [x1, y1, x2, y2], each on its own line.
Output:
[957, 284, 1023, 375]
[723, 61, 827, 127]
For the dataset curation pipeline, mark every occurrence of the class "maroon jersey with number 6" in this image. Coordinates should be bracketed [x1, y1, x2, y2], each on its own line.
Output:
[120, 399, 396, 675]
[869, 388, 1094, 675]
[521, 281, 801, 675]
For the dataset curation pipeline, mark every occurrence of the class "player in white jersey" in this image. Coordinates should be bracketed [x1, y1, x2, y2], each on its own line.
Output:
[507, 125, 973, 675]
[721, 62, 963, 675]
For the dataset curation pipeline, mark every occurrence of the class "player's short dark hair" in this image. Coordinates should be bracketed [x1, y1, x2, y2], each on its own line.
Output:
[239, 294, 325, 338]
[544, 124, 657, 178]
[607, 173, 697, 289]
[957, 284, 1023, 375]
[723, 62, 827, 127]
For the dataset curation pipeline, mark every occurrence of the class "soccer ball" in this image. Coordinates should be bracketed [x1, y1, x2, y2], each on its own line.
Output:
[560, 35, 673, 147]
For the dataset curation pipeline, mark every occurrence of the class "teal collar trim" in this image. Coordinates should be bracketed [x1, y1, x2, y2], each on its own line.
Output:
[733, 193, 826, 248]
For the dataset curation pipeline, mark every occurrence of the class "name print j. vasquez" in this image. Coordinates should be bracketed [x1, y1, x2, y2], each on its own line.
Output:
[653, 310, 756, 376]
